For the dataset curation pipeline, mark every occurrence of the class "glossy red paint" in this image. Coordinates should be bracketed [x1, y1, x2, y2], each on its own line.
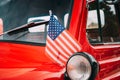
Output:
[69, 0, 120, 79]
[0, 42, 65, 80]
[0, 0, 120, 80]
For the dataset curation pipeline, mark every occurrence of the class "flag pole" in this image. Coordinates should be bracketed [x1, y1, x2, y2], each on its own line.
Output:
[49, 10, 52, 16]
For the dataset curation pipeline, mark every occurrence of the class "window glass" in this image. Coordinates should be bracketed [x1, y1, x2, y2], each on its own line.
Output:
[0, 0, 73, 44]
[87, 1, 120, 43]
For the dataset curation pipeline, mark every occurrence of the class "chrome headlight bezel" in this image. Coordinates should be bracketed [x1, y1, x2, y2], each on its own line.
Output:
[65, 52, 99, 80]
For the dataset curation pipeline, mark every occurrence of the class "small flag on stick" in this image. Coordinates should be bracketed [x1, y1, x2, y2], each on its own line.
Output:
[46, 15, 81, 66]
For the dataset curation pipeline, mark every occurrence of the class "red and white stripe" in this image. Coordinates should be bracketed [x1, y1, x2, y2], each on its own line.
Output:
[46, 30, 81, 65]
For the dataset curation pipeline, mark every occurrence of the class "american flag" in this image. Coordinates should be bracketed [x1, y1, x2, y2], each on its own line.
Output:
[46, 15, 81, 66]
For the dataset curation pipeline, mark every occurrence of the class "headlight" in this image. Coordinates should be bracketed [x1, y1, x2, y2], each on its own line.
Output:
[66, 52, 99, 80]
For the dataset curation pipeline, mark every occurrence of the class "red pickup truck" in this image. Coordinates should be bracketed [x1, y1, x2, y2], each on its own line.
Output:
[0, 0, 119, 80]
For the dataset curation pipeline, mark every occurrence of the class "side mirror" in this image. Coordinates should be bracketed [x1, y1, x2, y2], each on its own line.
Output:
[27, 15, 58, 32]
[27, 16, 50, 32]
[87, 10, 105, 29]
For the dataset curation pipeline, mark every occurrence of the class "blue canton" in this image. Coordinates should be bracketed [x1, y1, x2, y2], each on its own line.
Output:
[48, 15, 65, 40]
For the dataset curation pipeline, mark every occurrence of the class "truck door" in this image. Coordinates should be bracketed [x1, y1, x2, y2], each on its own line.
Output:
[87, 0, 120, 79]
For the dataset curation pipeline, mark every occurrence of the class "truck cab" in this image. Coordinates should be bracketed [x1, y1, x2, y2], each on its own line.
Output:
[0, 0, 119, 80]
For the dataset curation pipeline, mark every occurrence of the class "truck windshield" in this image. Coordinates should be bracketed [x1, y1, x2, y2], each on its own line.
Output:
[0, 0, 73, 44]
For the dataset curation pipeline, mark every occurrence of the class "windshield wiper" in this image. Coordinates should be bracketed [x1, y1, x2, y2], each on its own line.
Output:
[1, 21, 49, 35]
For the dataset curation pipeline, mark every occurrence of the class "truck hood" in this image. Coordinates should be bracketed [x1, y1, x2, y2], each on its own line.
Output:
[0, 42, 65, 80]
[0, 61, 65, 80]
